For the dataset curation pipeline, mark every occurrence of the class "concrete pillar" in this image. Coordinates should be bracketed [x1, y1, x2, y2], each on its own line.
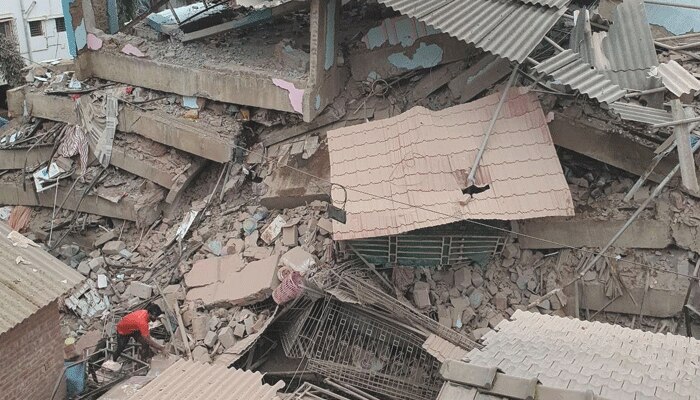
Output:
[304, 0, 344, 122]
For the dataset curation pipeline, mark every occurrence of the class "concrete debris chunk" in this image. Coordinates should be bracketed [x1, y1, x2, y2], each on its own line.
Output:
[218, 326, 236, 349]
[279, 246, 316, 275]
[186, 255, 279, 307]
[203, 330, 218, 348]
[102, 240, 126, 255]
[191, 345, 211, 363]
[261, 215, 286, 244]
[281, 225, 298, 247]
[191, 315, 209, 342]
[128, 281, 153, 299]
[413, 282, 431, 309]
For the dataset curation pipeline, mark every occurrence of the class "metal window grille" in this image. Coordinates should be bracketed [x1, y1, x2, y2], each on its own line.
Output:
[55, 17, 66, 32]
[29, 20, 43, 37]
[305, 299, 443, 400]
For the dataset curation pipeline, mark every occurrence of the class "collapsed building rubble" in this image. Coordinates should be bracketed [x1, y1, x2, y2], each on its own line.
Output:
[4, 0, 700, 399]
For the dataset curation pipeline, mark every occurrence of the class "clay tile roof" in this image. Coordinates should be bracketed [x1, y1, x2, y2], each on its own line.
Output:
[464, 310, 700, 400]
[327, 88, 574, 241]
[127, 359, 285, 400]
[0, 222, 85, 336]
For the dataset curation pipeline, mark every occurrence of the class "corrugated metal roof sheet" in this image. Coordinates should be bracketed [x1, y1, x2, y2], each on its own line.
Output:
[374, 0, 570, 63]
[127, 359, 285, 400]
[646, 0, 700, 35]
[533, 49, 626, 104]
[0, 222, 85, 336]
[599, 0, 661, 91]
[654, 60, 700, 97]
[327, 88, 574, 241]
[609, 101, 674, 125]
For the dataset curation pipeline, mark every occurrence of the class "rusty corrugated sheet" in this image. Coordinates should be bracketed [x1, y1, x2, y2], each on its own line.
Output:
[327, 88, 574, 241]
[609, 102, 674, 125]
[127, 359, 285, 400]
[533, 49, 626, 104]
[0, 222, 85, 336]
[654, 60, 700, 97]
[374, 0, 570, 63]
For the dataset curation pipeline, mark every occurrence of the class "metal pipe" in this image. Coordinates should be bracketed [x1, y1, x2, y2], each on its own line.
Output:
[624, 87, 667, 98]
[656, 32, 700, 42]
[543, 36, 565, 52]
[645, 0, 700, 10]
[653, 115, 700, 128]
[19, 0, 34, 62]
[467, 65, 519, 186]
[166, 1, 182, 24]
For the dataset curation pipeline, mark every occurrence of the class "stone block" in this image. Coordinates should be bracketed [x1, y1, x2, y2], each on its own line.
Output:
[191, 315, 209, 341]
[208, 316, 220, 331]
[203, 330, 218, 348]
[494, 293, 508, 311]
[129, 281, 153, 299]
[218, 326, 236, 349]
[77, 261, 91, 276]
[437, 305, 452, 328]
[88, 257, 106, 270]
[454, 267, 472, 290]
[192, 345, 211, 363]
[281, 225, 298, 247]
[413, 282, 431, 309]
[233, 323, 246, 338]
[94, 231, 117, 248]
[103, 240, 126, 255]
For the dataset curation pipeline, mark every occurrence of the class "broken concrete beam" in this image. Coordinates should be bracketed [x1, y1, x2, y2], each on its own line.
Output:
[515, 218, 673, 249]
[580, 282, 688, 318]
[349, 33, 478, 81]
[0, 146, 54, 170]
[165, 158, 208, 205]
[8, 90, 234, 163]
[0, 174, 164, 225]
[549, 112, 690, 185]
[448, 54, 512, 103]
[411, 61, 465, 102]
[261, 144, 331, 209]
[76, 51, 302, 116]
[260, 99, 346, 147]
[185, 254, 279, 307]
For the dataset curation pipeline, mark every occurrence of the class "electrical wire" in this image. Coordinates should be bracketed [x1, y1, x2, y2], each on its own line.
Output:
[233, 139, 700, 281]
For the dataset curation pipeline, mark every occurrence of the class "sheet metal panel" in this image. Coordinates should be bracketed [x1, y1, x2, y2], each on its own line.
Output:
[533, 49, 626, 104]
[375, 0, 570, 63]
[609, 102, 674, 125]
[0, 222, 84, 336]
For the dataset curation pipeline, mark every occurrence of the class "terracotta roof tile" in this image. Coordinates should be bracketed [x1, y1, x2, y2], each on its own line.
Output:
[327, 88, 574, 240]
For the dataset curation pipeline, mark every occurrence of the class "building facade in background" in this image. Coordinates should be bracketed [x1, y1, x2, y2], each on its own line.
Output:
[0, 0, 72, 65]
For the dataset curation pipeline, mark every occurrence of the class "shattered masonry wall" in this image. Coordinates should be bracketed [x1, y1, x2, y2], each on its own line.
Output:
[0, 301, 65, 400]
[62, 0, 88, 56]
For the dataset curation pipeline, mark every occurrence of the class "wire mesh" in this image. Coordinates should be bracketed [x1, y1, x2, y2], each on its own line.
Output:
[305, 300, 442, 400]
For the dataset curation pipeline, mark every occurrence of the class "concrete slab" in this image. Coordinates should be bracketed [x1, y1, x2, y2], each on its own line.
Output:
[0, 174, 164, 225]
[0, 146, 54, 170]
[76, 51, 302, 115]
[185, 254, 279, 308]
[8, 90, 234, 163]
[515, 218, 673, 249]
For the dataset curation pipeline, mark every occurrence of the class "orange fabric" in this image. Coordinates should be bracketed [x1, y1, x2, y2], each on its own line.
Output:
[116, 310, 150, 337]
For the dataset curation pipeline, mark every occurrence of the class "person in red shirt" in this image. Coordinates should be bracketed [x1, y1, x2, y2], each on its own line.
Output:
[106, 304, 165, 369]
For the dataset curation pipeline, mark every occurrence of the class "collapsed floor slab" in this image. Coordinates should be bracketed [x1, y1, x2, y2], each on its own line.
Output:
[75, 51, 302, 115]
[0, 171, 164, 225]
[8, 89, 235, 162]
[0, 146, 54, 170]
